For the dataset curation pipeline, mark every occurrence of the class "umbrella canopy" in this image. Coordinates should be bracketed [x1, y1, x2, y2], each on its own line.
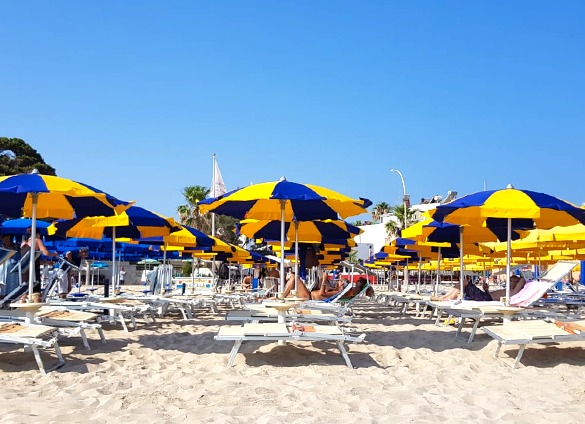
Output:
[237, 218, 362, 243]
[431, 185, 585, 304]
[198, 177, 371, 291]
[48, 205, 179, 294]
[431, 187, 585, 229]
[1, 218, 52, 236]
[198, 178, 372, 221]
[0, 172, 132, 219]
[0, 171, 132, 300]
[49, 205, 180, 239]
[140, 224, 233, 251]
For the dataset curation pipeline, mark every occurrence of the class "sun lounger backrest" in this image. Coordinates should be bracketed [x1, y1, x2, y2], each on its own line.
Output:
[339, 282, 372, 307]
[510, 260, 579, 307]
[9, 250, 41, 274]
[327, 282, 354, 303]
[538, 260, 580, 284]
[0, 248, 17, 267]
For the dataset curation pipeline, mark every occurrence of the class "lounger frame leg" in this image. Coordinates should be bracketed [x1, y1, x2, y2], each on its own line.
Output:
[117, 314, 129, 332]
[336, 341, 355, 368]
[434, 310, 443, 326]
[97, 327, 107, 344]
[455, 316, 480, 343]
[78, 328, 90, 350]
[455, 317, 465, 338]
[131, 314, 137, 329]
[31, 340, 65, 375]
[468, 319, 481, 343]
[513, 345, 526, 370]
[31, 345, 46, 375]
[227, 340, 243, 367]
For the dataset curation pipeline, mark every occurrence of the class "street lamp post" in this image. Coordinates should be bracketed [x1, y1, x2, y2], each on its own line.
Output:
[390, 169, 408, 230]
[390, 168, 410, 292]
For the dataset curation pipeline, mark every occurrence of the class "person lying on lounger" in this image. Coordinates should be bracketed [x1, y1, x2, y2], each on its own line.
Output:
[282, 272, 347, 300]
[432, 275, 526, 301]
[352, 277, 375, 298]
[483, 275, 526, 301]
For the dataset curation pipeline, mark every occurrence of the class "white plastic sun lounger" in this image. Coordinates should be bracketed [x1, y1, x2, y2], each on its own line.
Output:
[0, 307, 106, 350]
[225, 308, 353, 325]
[508, 260, 580, 307]
[482, 319, 585, 370]
[34, 308, 106, 349]
[0, 321, 65, 374]
[435, 260, 582, 342]
[215, 323, 366, 368]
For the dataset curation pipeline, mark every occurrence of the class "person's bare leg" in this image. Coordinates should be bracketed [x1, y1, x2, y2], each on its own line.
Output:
[294, 279, 311, 300]
[490, 289, 505, 300]
[282, 275, 296, 297]
[437, 288, 460, 300]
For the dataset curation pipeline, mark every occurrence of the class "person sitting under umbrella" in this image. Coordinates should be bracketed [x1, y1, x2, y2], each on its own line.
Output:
[282, 272, 347, 300]
[432, 275, 526, 301]
[19, 229, 59, 302]
[55, 247, 89, 298]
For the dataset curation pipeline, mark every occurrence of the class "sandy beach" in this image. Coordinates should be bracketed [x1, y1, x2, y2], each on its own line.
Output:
[2, 289, 585, 424]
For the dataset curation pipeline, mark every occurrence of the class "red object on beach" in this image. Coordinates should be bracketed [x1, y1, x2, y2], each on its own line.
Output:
[338, 273, 375, 284]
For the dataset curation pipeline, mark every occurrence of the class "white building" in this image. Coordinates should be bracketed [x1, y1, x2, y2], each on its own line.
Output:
[354, 191, 457, 256]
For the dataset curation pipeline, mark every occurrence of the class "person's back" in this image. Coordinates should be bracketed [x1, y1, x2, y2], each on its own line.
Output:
[242, 275, 252, 289]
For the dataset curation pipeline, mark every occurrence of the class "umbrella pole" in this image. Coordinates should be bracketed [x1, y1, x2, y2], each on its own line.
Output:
[294, 221, 299, 292]
[435, 247, 442, 296]
[163, 242, 168, 293]
[417, 261, 422, 294]
[506, 218, 512, 306]
[110, 228, 116, 298]
[27, 193, 39, 302]
[404, 260, 409, 292]
[279, 200, 285, 294]
[459, 227, 465, 299]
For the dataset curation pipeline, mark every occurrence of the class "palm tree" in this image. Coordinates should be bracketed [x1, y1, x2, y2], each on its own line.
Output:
[177, 185, 210, 232]
[177, 185, 240, 243]
[384, 205, 416, 238]
[372, 202, 391, 223]
[213, 214, 240, 244]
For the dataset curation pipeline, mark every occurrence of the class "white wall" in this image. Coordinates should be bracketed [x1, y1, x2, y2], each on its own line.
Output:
[355, 223, 388, 254]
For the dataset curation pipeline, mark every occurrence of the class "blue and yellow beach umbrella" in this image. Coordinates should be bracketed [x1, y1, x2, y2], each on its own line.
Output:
[198, 177, 371, 292]
[0, 171, 133, 300]
[237, 219, 362, 244]
[431, 185, 585, 303]
[0, 172, 132, 219]
[49, 205, 180, 239]
[198, 178, 372, 221]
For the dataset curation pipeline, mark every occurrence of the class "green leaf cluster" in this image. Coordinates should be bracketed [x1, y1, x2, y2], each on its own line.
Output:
[0, 137, 56, 176]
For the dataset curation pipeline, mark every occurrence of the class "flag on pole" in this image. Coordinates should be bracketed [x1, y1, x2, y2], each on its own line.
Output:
[210, 154, 227, 239]
[211, 155, 227, 197]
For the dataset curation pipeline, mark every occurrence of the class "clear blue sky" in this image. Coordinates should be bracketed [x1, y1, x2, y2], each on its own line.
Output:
[2, 1, 584, 222]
